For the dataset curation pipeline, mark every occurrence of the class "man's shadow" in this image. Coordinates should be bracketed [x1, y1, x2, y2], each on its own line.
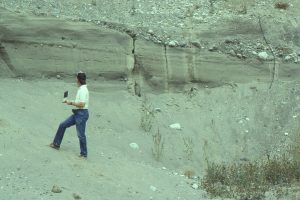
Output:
[0, 25, 18, 76]
[0, 42, 17, 74]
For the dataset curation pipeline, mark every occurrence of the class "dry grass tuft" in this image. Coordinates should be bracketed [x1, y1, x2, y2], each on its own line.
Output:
[274, 2, 289, 10]
[151, 128, 164, 161]
[201, 155, 300, 200]
[140, 96, 155, 132]
[184, 170, 196, 179]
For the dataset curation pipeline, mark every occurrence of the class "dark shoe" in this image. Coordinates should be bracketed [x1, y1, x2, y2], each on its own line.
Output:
[78, 154, 87, 159]
[49, 143, 60, 150]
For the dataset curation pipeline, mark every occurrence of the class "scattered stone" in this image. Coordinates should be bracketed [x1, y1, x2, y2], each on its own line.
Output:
[169, 123, 181, 130]
[191, 41, 201, 48]
[284, 55, 293, 62]
[208, 46, 218, 52]
[154, 108, 162, 112]
[168, 40, 177, 47]
[71, 42, 77, 48]
[191, 183, 199, 189]
[73, 193, 82, 200]
[236, 53, 243, 59]
[240, 157, 249, 162]
[148, 29, 154, 35]
[284, 132, 289, 136]
[229, 49, 235, 56]
[129, 143, 139, 150]
[179, 42, 188, 48]
[224, 39, 239, 44]
[258, 52, 269, 60]
[51, 185, 62, 193]
[150, 185, 157, 192]
[91, 0, 97, 6]
[56, 74, 61, 79]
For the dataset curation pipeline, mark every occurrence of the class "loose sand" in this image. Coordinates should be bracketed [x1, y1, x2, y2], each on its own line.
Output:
[1, 77, 300, 199]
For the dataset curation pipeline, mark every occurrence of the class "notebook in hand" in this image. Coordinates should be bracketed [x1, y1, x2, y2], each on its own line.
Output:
[63, 91, 68, 102]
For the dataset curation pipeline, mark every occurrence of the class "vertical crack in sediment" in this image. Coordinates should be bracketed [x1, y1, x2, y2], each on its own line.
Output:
[187, 50, 195, 82]
[130, 36, 141, 97]
[0, 43, 17, 74]
[131, 37, 138, 74]
[164, 45, 169, 89]
[132, 37, 136, 54]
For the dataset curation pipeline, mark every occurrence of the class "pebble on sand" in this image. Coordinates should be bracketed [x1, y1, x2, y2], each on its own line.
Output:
[150, 185, 157, 192]
[169, 123, 181, 130]
[73, 193, 82, 200]
[168, 40, 177, 47]
[51, 185, 62, 193]
[192, 183, 199, 189]
[129, 143, 139, 150]
[258, 52, 269, 60]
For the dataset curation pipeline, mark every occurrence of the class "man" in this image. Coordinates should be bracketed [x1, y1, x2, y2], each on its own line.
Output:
[50, 71, 89, 158]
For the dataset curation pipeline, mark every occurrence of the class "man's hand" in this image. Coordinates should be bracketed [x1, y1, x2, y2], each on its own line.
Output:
[66, 100, 73, 105]
[63, 99, 73, 105]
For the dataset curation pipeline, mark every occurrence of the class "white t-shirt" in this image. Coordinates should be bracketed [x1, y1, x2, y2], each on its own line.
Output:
[75, 85, 89, 109]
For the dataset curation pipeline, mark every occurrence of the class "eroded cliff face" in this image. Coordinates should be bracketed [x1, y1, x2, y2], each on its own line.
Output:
[0, 8, 133, 78]
[0, 7, 299, 94]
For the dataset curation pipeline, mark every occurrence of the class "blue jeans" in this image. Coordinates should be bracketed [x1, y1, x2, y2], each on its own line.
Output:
[53, 109, 89, 156]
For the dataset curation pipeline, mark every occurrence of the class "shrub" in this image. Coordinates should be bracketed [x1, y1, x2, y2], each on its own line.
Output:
[152, 128, 164, 161]
[140, 96, 155, 132]
[183, 137, 194, 160]
[274, 2, 289, 10]
[201, 156, 300, 199]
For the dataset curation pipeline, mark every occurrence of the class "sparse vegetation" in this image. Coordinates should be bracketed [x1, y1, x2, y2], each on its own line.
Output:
[130, 0, 137, 16]
[152, 128, 164, 161]
[185, 87, 198, 98]
[183, 137, 194, 160]
[140, 96, 155, 132]
[201, 155, 300, 200]
[275, 2, 289, 10]
[209, 0, 216, 14]
[184, 169, 196, 179]
[91, 0, 96, 6]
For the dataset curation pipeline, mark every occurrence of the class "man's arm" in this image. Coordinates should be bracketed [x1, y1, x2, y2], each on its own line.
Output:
[65, 100, 85, 108]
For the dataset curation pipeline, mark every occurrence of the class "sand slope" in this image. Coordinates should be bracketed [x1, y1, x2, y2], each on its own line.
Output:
[1, 77, 300, 199]
[0, 78, 203, 199]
